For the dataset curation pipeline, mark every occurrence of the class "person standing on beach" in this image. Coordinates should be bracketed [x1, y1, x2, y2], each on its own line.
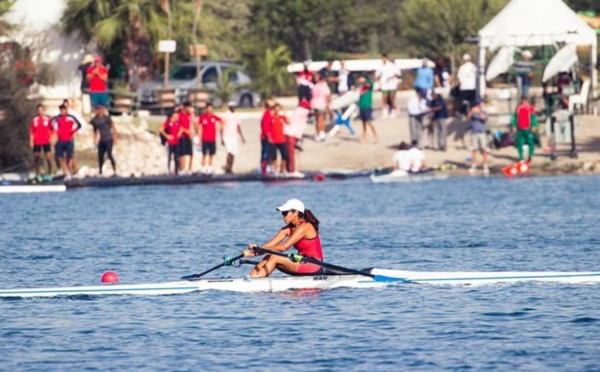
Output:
[260, 100, 274, 174]
[29, 104, 54, 176]
[429, 91, 449, 151]
[434, 57, 451, 96]
[220, 101, 245, 174]
[86, 56, 109, 108]
[159, 110, 180, 175]
[296, 62, 313, 103]
[91, 105, 118, 176]
[270, 104, 290, 175]
[376, 53, 401, 118]
[414, 59, 434, 98]
[197, 103, 222, 175]
[467, 100, 489, 174]
[357, 76, 378, 144]
[285, 99, 310, 178]
[406, 91, 428, 147]
[514, 50, 534, 98]
[51, 104, 82, 180]
[310, 73, 331, 142]
[511, 96, 537, 162]
[457, 54, 477, 115]
[178, 101, 194, 174]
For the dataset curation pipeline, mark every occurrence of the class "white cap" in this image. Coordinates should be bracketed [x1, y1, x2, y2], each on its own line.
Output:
[522, 50, 533, 58]
[276, 198, 305, 213]
[227, 100, 237, 107]
[463, 54, 471, 61]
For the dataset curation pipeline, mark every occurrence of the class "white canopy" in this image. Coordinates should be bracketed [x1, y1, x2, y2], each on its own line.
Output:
[479, 0, 596, 51]
[478, 0, 597, 95]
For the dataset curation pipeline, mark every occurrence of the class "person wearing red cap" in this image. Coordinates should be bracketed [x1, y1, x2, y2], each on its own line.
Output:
[284, 100, 310, 177]
[86, 55, 109, 108]
[243, 199, 324, 277]
[29, 104, 54, 176]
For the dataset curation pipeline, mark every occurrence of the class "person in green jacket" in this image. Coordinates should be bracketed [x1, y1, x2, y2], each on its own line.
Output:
[511, 96, 538, 161]
[357, 76, 378, 143]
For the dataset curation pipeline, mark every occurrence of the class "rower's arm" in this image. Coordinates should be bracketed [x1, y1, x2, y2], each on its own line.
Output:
[260, 229, 289, 250]
[264, 224, 310, 252]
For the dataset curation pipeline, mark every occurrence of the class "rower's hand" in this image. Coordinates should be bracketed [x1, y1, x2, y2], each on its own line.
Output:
[243, 244, 259, 257]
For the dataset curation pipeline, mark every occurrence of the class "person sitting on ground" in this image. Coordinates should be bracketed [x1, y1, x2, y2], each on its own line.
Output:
[357, 76, 378, 144]
[408, 140, 426, 173]
[91, 104, 118, 176]
[392, 141, 412, 172]
[511, 96, 537, 162]
[220, 101, 245, 174]
[242, 198, 323, 278]
[467, 100, 490, 174]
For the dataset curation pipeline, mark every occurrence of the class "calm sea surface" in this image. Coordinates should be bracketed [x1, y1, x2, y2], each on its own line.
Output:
[1, 175, 599, 371]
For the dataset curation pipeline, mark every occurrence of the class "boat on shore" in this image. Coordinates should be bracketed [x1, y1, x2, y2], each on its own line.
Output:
[370, 169, 449, 183]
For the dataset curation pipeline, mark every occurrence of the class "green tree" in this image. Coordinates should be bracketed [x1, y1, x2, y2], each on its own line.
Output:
[61, 0, 196, 81]
[401, 0, 508, 68]
[210, 67, 239, 107]
[252, 45, 294, 98]
[0, 0, 15, 36]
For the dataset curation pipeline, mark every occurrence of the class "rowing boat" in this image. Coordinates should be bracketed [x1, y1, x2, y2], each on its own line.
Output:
[370, 170, 449, 183]
[0, 184, 66, 193]
[2, 269, 599, 298]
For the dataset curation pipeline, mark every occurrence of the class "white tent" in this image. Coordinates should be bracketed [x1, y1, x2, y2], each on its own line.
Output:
[2, 0, 90, 99]
[478, 0, 597, 96]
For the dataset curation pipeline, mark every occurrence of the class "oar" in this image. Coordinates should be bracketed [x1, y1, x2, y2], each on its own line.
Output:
[181, 254, 244, 280]
[252, 247, 409, 283]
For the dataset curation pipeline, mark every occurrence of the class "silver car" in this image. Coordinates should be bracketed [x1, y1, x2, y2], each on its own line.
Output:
[138, 61, 260, 109]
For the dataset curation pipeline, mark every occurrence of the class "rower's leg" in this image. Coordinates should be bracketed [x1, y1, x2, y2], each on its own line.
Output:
[249, 255, 300, 277]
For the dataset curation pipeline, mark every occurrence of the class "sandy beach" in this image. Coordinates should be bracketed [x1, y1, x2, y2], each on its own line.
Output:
[72, 94, 600, 178]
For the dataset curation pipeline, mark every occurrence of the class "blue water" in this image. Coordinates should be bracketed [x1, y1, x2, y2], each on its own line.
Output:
[1, 175, 600, 371]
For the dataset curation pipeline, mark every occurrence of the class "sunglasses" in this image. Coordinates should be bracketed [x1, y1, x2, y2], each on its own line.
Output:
[281, 210, 293, 217]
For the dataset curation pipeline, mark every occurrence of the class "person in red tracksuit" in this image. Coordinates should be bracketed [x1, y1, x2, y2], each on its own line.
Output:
[51, 104, 82, 180]
[30, 104, 55, 176]
[260, 99, 274, 174]
[159, 110, 181, 175]
[196, 103, 222, 175]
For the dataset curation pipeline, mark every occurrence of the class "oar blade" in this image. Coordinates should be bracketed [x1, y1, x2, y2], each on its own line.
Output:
[372, 275, 411, 283]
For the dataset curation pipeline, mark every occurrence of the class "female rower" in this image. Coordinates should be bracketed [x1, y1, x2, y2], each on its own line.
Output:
[243, 199, 323, 277]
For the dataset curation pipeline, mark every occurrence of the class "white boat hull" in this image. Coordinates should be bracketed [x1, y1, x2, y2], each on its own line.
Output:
[1, 269, 600, 298]
[0, 185, 66, 193]
[372, 269, 600, 285]
[370, 171, 449, 183]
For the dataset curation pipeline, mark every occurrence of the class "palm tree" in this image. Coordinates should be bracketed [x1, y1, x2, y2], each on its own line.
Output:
[253, 45, 293, 98]
[61, 0, 194, 81]
[210, 66, 240, 108]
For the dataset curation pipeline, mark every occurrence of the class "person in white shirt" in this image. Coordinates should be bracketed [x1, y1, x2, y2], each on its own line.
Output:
[456, 54, 477, 115]
[408, 140, 426, 172]
[219, 101, 245, 174]
[392, 142, 412, 173]
[376, 53, 401, 118]
[406, 91, 429, 147]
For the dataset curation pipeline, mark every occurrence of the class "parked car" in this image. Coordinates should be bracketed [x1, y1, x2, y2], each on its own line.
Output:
[138, 61, 260, 110]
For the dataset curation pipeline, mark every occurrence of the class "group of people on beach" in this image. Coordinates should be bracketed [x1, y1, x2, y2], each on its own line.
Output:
[29, 101, 117, 180]
[159, 101, 245, 176]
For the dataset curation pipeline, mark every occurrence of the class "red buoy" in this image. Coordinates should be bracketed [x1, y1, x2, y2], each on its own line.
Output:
[312, 174, 325, 182]
[101, 271, 120, 283]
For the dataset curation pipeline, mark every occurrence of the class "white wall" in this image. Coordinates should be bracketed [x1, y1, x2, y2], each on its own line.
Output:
[4, 0, 92, 99]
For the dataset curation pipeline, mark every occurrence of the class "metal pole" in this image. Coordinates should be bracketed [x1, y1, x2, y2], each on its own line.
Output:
[569, 114, 577, 159]
[550, 115, 557, 160]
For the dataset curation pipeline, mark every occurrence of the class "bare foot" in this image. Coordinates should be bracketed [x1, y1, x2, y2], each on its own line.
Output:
[360, 137, 367, 144]
[373, 138, 379, 144]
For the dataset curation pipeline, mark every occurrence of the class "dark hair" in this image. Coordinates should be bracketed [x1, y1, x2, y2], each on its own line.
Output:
[37, 104, 44, 109]
[298, 209, 319, 231]
[399, 141, 410, 150]
[183, 101, 192, 107]
[205, 102, 213, 108]
[382, 53, 388, 58]
[59, 104, 67, 110]
[166, 110, 177, 119]
[62, 99, 69, 105]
